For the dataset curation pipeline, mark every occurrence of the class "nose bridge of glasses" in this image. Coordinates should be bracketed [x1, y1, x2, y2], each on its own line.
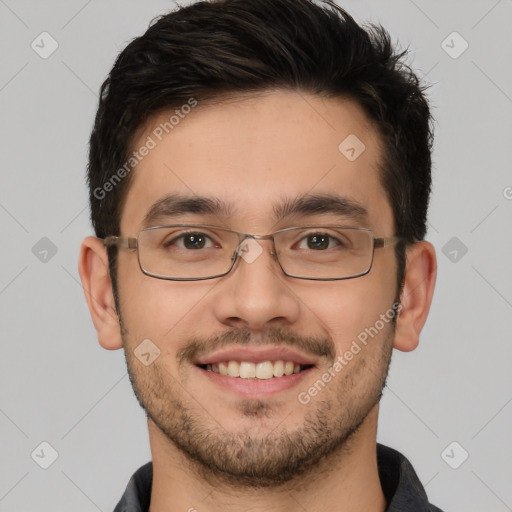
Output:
[234, 233, 277, 259]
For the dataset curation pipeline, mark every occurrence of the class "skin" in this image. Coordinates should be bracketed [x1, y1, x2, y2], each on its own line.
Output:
[79, 90, 436, 512]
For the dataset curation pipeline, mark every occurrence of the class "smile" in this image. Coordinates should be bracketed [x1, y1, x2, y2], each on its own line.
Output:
[197, 360, 314, 379]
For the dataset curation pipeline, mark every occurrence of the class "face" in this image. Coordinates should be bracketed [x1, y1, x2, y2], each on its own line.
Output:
[116, 90, 399, 486]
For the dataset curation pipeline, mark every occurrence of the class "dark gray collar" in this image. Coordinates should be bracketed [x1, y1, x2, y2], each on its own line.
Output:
[113, 443, 444, 512]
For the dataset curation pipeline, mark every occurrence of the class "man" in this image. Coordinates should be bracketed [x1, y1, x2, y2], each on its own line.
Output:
[78, 0, 440, 510]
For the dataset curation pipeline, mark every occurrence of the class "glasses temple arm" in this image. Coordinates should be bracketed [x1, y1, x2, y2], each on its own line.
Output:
[374, 236, 405, 248]
[103, 236, 138, 250]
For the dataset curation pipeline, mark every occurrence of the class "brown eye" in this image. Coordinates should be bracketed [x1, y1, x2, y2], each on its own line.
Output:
[163, 232, 215, 250]
[308, 234, 330, 250]
[297, 233, 341, 250]
[182, 233, 208, 249]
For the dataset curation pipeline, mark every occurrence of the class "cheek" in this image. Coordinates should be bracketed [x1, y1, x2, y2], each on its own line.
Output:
[299, 274, 397, 354]
[117, 260, 217, 346]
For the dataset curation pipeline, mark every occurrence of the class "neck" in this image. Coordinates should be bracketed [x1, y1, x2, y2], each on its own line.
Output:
[148, 406, 386, 512]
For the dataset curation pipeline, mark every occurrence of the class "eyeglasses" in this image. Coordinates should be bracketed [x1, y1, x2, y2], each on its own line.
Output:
[103, 224, 403, 281]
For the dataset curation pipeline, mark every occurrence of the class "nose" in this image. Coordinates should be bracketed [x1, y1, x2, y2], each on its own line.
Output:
[210, 238, 301, 331]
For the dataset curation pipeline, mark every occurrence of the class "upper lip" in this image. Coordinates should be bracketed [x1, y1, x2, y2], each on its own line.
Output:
[194, 346, 318, 366]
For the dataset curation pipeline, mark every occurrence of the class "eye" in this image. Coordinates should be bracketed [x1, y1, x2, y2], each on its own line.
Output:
[165, 232, 217, 250]
[296, 233, 342, 251]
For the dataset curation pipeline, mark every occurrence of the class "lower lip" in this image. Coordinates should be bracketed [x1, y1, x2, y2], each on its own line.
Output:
[195, 365, 314, 398]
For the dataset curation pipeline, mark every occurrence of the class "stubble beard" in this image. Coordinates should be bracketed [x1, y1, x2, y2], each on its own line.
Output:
[122, 322, 395, 489]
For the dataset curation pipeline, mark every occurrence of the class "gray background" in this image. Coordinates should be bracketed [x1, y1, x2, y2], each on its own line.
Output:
[1, 0, 511, 510]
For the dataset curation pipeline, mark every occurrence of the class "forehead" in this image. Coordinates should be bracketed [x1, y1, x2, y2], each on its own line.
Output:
[121, 90, 393, 234]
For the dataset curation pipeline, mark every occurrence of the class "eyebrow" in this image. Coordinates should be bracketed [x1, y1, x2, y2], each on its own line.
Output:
[273, 193, 368, 225]
[142, 194, 234, 227]
[142, 192, 369, 228]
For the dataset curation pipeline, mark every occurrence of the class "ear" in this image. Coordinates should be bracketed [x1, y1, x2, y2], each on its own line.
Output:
[78, 236, 123, 350]
[393, 240, 437, 352]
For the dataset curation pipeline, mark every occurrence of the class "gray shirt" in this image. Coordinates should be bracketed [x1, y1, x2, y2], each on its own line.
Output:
[113, 443, 444, 511]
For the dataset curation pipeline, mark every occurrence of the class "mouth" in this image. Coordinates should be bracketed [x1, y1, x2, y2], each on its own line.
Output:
[197, 360, 314, 379]
[193, 346, 317, 397]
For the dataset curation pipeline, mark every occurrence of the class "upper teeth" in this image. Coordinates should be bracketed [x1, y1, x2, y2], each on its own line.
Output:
[205, 360, 302, 379]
